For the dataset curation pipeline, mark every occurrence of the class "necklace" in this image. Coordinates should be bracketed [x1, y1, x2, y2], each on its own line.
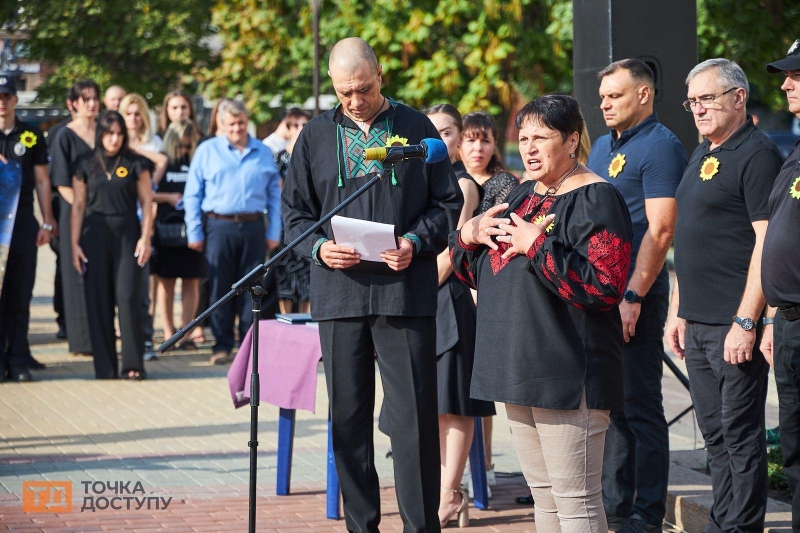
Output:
[523, 162, 581, 217]
[347, 96, 387, 131]
[100, 154, 122, 181]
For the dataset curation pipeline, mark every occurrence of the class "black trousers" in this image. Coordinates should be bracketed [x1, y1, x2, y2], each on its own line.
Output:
[602, 293, 671, 525]
[82, 213, 144, 379]
[0, 212, 38, 371]
[773, 314, 800, 532]
[58, 198, 92, 353]
[319, 316, 441, 533]
[685, 321, 768, 533]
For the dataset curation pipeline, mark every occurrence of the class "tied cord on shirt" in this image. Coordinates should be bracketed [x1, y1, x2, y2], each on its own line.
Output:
[522, 162, 581, 219]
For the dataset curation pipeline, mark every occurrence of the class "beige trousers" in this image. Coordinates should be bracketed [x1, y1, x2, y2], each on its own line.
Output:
[505, 394, 610, 533]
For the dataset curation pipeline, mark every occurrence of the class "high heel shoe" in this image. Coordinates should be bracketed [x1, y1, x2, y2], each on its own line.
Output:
[439, 486, 469, 528]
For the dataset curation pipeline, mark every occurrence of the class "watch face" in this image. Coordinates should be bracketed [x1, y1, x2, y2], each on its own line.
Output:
[739, 317, 755, 330]
[624, 290, 636, 303]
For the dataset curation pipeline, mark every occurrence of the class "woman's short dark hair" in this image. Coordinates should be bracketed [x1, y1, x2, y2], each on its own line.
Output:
[462, 111, 506, 175]
[68, 80, 100, 103]
[514, 94, 585, 143]
[422, 103, 463, 133]
[285, 107, 311, 123]
[94, 110, 130, 158]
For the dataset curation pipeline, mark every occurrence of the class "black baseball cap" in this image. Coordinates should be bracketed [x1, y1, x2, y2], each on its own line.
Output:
[0, 76, 17, 95]
[767, 39, 800, 73]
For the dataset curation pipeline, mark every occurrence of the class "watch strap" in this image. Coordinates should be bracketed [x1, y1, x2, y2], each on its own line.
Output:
[762, 317, 775, 326]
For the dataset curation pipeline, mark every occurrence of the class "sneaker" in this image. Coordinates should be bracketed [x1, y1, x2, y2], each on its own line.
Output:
[606, 515, 628, 532]
[144, 342, 158, 361]
[210, 352, 232, 365]
[486, 464, 497, 486]
[9, 367, 33, 382]
[618, 514, 662, 533]
[460, 468, 492, 499]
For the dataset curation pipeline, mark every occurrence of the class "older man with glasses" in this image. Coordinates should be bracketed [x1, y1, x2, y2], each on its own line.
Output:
[666, 59, 784, 533]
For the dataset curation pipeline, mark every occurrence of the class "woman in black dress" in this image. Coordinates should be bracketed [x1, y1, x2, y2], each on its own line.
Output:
[450, 94, 632, 531]
[71, 111, 154, 379]
[459, 111, 519, 214]
[50, 80, 100, 357]
[424, 104, 496, 527]
[153, 119, 206, 346]
[273, 108, 311, 314]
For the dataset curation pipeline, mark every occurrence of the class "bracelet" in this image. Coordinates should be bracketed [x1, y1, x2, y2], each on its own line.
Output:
[42, 223, 54, 232]
[762, 317, 775, 326]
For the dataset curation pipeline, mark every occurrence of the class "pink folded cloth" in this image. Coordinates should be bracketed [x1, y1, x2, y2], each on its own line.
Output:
[227, 320, 322, 413]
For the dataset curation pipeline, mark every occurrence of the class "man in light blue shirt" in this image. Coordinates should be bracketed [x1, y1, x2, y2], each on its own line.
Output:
[184, 99, 281, 364]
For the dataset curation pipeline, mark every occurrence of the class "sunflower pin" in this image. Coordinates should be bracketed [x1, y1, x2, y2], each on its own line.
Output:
[19, 131, 37, 149]
[790, 176, 800, 200]
[699, 156, 720, 181]
[116, 166, 129, 178]
[608, 153, 626, 178]
[386, 135, 408, 147]
[533, 214, 555, 233]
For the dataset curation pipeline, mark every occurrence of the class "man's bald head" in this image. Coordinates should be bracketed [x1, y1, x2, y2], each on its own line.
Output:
[328, 37, 379, 76]
[104, 85, 126, 111]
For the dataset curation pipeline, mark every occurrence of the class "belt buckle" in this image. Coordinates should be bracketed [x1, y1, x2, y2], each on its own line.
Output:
[232, 214, 243, 223]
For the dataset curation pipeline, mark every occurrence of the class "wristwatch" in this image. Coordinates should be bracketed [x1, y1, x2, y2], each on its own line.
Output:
[42, 223, 54, 232]
[733, 316, 755, 331]
[762, 317, 775, 326]
[623, 289, 645, 304]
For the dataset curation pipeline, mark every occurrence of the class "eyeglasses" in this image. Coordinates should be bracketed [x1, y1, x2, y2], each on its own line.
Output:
[682, 87, 738, 112]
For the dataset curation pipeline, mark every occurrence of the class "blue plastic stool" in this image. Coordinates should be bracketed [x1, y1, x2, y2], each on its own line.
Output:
[469, 417, 489, 510]
[275, 408, 341, 519]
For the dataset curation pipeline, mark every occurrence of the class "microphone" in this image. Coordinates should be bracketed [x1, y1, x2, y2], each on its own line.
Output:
[364, 138, 448, 164]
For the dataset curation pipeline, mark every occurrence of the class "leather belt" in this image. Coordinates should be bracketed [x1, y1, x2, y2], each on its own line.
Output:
[206, 212, 262, 223]
[779, 304, 800, 322]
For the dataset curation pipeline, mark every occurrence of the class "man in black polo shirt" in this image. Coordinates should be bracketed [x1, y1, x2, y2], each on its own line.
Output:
[666, 59, 783, 533]
[0, 76, 57, 382]
[760, 38, 800, 532]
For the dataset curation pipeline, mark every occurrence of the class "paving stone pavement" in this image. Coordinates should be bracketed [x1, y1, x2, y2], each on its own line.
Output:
[0, 245, 779, 532]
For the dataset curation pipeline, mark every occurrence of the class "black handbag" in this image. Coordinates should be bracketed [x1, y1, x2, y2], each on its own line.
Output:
[156, 211, 188, 248]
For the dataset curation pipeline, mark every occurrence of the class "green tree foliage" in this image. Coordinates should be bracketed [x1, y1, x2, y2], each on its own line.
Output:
[5, 0, 215, 104]
[697, 0, 800, 110]
[199, 0, 573, 124]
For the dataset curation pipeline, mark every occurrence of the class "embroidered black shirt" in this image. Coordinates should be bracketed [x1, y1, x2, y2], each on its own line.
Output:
[282, 101, 462, 321]
[674, 117, 783, 324]
[0, 118, 48, 213]
[450, 181, 632, 411]
[762, 141, 800, 308]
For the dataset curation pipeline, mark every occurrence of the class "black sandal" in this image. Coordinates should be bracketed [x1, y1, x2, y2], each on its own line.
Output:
[515, 494, 534, 505]
[178, 340, 197, 351]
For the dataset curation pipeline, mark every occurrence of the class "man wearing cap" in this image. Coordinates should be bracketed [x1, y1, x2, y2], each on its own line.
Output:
[666, 58, 783, 532]
[588, 58, 687, 533]
[761, 38, 800, 532]
[0, 76, 58, 382]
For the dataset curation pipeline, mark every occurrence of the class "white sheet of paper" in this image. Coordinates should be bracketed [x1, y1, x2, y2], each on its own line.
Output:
[330, 216, 397, 262]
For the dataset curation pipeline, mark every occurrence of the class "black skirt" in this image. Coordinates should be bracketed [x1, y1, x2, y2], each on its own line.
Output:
[436, 276, 496, 417]
[153, 245, 207, 279]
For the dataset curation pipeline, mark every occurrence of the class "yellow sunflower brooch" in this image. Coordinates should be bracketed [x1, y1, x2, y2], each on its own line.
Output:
[699, 156, 720, 181]
[116, 166, 129, 178]
[608, 153, 626, 178]
[19, 131, 38, 149]
[386, 135, 408, 147]
[790, 176, 800, 200]
[533, 214, 555, 233]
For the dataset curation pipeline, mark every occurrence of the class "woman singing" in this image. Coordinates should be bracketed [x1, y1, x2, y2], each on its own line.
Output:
[450, 94, 632, 531]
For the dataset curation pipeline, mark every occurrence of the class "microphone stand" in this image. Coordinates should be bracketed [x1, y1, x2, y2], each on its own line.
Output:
[158, 163, 395, 533]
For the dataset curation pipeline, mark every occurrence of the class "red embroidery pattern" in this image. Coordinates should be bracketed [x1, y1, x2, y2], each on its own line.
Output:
[587, 230, 631, 292]
[489, 195, 555, 275]
[450, 246, 476, 289]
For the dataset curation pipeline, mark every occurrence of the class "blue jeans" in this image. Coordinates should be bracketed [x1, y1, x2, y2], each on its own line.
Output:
[602, 293, 670, 525]
[204, 217, 266, 354]
[773, 313, 800, 532]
